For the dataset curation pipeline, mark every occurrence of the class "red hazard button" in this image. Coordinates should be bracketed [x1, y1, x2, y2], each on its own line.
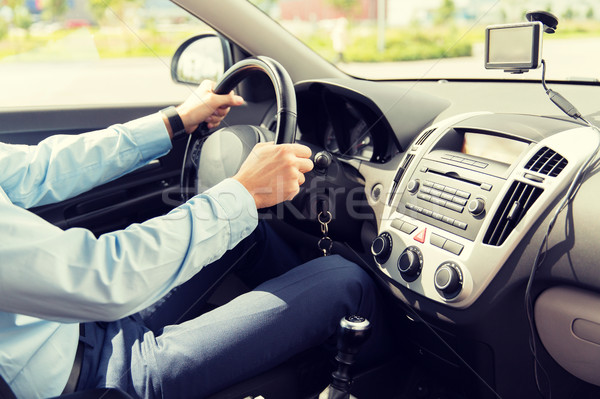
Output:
[414, 228, 426, 243]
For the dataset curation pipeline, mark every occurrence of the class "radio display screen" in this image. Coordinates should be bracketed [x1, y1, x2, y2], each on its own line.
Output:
[461, 132, 529, 165]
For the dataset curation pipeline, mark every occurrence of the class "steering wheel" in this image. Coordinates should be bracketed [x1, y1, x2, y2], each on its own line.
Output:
[180, 56, 297, 201]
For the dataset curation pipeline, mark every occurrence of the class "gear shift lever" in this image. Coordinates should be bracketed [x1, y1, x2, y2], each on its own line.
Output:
[319, 315, 372, 399]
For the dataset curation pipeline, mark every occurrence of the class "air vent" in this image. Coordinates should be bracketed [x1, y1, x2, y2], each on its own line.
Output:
[388, 153, 415, 205]
[483, 181, 543, 246]
[414, 128, 436, 146]
[401, 153, 415, 172]
[394, 153, 415, 184]
[525, 147, 568, 177]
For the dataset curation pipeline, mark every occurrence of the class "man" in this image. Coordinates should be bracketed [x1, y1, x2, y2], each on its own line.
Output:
[0, 81, 386, 398]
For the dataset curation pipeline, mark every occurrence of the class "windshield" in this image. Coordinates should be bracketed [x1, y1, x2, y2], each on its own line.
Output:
[249, 0, 600, 82]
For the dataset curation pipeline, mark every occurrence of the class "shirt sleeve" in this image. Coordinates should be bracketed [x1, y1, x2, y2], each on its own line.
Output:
[0, 113, 172, 209]
[0, 178, 258, 322]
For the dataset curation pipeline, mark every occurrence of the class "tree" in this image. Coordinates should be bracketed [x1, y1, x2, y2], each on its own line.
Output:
[4, 0, 32, 34]
[586, 7, 594, 20]
[89, 0, 142, 24]
[0, 18, 8, 41]
[562, 7, 575, 21]
[42, 0, 68, 21]
[13, 5, 32, 31]
[325, 0, 360, 16]
[434, 0, 455, 26]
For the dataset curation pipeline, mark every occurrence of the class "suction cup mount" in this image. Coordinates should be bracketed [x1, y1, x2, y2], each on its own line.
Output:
[526, 10, 558, 34]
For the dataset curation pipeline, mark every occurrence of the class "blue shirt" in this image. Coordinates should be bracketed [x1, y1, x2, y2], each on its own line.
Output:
[0, 114, 258, 398]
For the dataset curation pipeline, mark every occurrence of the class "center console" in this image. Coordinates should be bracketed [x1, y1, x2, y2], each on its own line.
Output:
[370, 112, 598, 307]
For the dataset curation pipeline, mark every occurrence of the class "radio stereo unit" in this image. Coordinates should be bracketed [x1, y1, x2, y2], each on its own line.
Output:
[369, 113, 596, 308]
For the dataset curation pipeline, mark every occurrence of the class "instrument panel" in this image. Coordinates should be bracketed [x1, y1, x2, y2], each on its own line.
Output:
[369, 112, 599, 308]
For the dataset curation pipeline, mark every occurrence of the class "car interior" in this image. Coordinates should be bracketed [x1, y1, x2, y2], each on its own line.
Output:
[2, 0, 600, 398]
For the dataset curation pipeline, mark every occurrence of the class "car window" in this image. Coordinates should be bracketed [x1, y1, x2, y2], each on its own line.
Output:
[0, 0, 212, 107]
[249, 0, 600, 82]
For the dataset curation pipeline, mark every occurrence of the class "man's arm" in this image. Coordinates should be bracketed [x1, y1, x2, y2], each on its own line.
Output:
[0, 79, 312, 321]
[0, 141, 312, 323]
[0, 81, 244, 209]
[0, 178, 258, 322]
[0, 115, 172, 209]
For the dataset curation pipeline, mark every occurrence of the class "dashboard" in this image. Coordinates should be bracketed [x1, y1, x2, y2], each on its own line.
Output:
[284, 77, 600, 395]
[370, 112, 596, 308]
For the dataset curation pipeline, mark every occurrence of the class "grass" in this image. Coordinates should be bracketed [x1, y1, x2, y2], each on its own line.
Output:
[302, 24, 475, 63]
[0, 25, 209, 60]
[300, 19, 600, 64]
[1, 19, 599, 63]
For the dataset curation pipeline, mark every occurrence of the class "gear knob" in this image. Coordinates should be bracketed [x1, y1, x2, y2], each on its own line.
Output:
[337, 315, 371, 356]
[321, 316, 372, 399]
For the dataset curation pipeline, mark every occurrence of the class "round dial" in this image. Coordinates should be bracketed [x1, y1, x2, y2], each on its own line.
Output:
[467, 197, 485, 216]
[397, 246, 423, 282]
[434, 262, 463, 299]
[407, 179, 420, 194]
[371, 233, 392, 264]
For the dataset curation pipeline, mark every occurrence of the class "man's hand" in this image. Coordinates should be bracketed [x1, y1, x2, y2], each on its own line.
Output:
[170, 80, 245, 136]
[233, 142, 314, 209]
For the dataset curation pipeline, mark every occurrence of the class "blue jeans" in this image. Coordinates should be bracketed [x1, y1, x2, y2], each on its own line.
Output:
[75, 222, 388, 398]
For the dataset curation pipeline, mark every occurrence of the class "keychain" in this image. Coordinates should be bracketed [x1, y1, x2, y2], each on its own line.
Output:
[317, 211, 333, 256]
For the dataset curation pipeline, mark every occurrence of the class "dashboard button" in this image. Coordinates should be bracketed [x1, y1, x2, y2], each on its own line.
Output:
[455, 190, 471, 199]
[429, 188, 443, 197]
[432, 212, 444, 221]
[443, 240, 464, 255]
[417, 193, 432, 202]
[433, 183, 446, 191]
[400, 222, 418, 235]
[451, 196, 468, 206]
[423, 181, 434, 188]
[474, 161, 488, 168]
[442, 216, 455, 225]
[414, 228, 427, 243]
[422, 209, 433, 217]
[430, 233, 446, 248]
[453, 220, 468, 230]
[431, 197, 447, 207]
[421, 187, 432, 195]
[391, 219, 404, 231]
[441, 192, 454, 201]
[443, 186, 457, 195]
[480, 183, 493, 191]
[445, 202, 464, 213]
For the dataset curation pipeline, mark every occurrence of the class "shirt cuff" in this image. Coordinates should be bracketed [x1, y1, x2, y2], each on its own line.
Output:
[204, 178, 258, 248]
[124, 113, 173, 163]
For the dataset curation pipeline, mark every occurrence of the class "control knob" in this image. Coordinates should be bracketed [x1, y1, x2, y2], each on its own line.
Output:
[397, 246, 423, 281]
[407, 179, 420, 193]
[467, 197, 485, 216]
[434, 262, 463, 299]
[314, 151, 333, 171]
[371, 233, 392, 264]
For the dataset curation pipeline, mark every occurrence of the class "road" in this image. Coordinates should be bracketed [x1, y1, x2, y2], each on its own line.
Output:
[0, 37, 598, 108]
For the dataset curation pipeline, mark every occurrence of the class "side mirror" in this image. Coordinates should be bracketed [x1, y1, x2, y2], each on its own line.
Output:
[171, 33, 232, 85]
